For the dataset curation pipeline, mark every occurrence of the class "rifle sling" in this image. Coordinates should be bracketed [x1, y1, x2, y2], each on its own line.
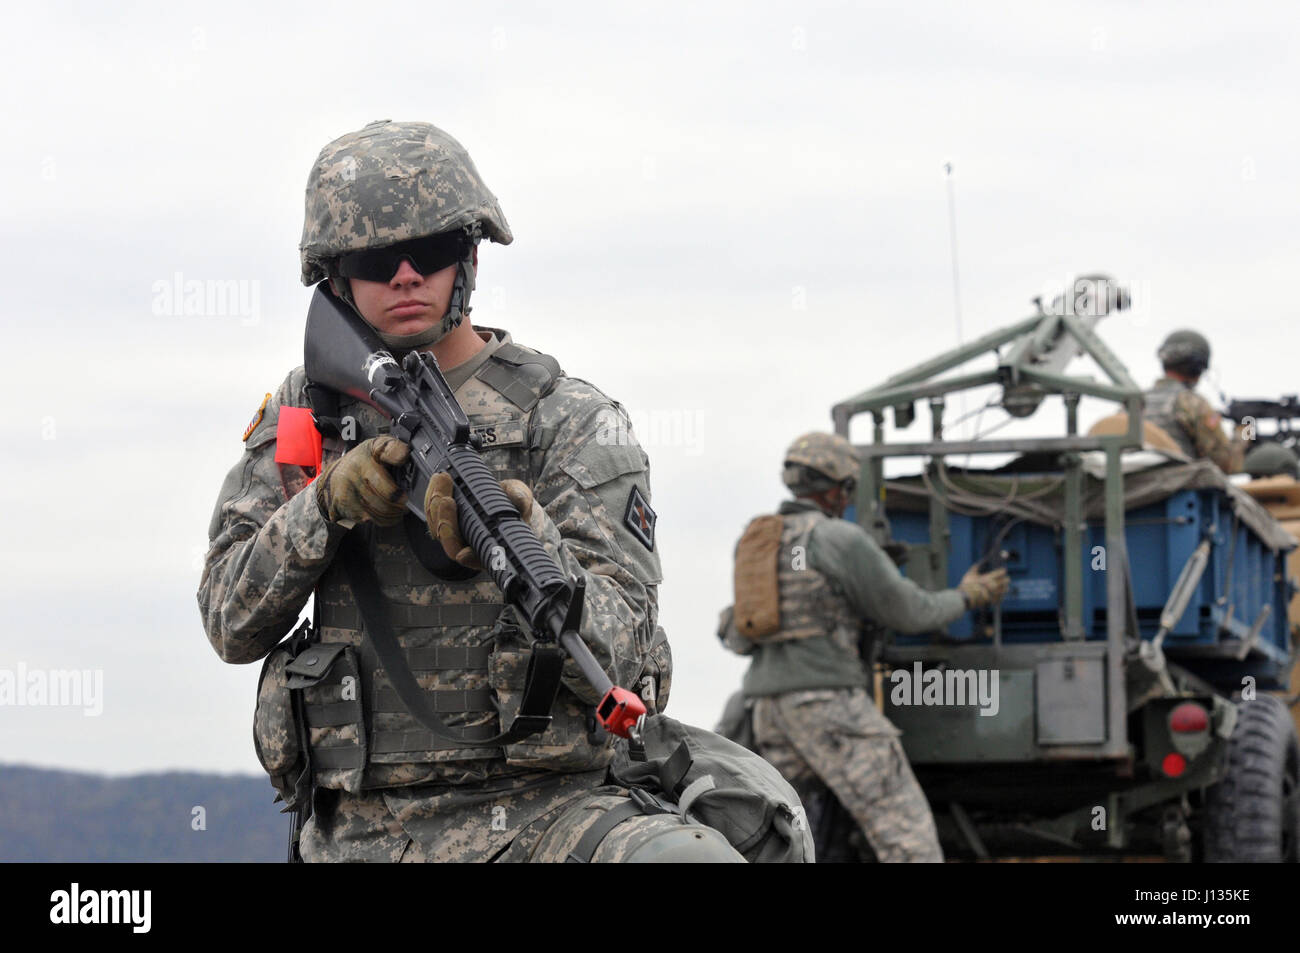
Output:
[338, 530, 562, 747]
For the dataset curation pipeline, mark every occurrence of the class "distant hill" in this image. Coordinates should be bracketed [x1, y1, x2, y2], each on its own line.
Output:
[0, 764, 288, 862]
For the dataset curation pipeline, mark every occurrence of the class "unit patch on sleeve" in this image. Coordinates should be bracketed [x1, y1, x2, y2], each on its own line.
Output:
[243, 393, 272, 442]
[623, 485, 657, 551]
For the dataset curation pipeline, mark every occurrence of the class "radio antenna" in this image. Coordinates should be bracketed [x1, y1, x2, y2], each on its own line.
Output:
[945, 160, 970, 442]
[945, 160, 964, 345]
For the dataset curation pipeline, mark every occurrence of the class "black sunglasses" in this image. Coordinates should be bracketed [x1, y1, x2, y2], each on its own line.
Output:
[335, 232, 469, 283]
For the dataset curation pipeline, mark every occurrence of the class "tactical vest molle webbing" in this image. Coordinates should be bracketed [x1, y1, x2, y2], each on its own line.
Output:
[737, 509, 858, 645]
[300, 342, 610, 792]
[1144, 379, 1198, 459]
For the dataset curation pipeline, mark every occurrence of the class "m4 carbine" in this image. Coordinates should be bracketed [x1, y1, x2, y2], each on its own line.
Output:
[303, 286, 646, 743]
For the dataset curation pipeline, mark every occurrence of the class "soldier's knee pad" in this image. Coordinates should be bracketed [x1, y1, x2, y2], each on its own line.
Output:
[616, 819, 746, 863]
[531, 790, 745, 863]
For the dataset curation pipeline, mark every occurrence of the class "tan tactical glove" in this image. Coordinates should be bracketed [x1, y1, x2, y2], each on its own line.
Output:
[423, 472, 545, 569]
[314, 435, 410, 526]
[958, 564, 1010, 609]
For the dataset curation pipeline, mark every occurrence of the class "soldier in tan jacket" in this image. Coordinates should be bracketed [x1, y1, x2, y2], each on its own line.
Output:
[719, 432, 1008, 861]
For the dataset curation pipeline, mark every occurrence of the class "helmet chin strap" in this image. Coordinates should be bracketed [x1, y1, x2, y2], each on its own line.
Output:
[328, 242, 478, 355]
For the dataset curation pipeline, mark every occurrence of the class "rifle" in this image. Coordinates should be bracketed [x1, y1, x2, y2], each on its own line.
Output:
[303, 286, 646, 743]
[1221, 396, 1300, 448]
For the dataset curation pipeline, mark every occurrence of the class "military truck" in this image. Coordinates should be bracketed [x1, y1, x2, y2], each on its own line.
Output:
[826, 276, 1298, 861]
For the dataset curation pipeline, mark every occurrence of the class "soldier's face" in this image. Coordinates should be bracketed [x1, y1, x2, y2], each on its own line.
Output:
[349, 258, 459, 336]
[822, 485, 851, 518]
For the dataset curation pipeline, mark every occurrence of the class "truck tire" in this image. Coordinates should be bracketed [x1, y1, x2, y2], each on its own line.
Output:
[1203, 695, 1300, 862]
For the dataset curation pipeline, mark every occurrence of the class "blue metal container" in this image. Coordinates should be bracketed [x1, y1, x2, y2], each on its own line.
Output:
[882, 484, 1294, 689]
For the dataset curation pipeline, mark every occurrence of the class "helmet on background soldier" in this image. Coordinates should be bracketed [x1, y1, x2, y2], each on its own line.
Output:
[1157, 330, 1212, 378]
[1243, 442, 1300, 480]
[782, 432, 859, 495]
[299, 120, 512, 348]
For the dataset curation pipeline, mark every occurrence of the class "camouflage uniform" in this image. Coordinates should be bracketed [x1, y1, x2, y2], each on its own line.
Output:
[199, 120, 735, 862]
[722, 431, 977, 863]
[1144, 376, 1244, 473]
[722, 483, 967, 862]
[751, 688, 942, 863]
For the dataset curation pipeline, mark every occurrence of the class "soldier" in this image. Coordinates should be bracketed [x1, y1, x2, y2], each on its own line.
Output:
[718, 432, 1009, 862]
[198, 120, 741, 862]
[1145, 330, 1245, 473]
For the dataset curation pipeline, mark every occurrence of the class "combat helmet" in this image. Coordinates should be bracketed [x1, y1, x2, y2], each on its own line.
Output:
[1158, 330, 1211, 377]
[1244, 443, 1300, 480]
[299, 120, 512, 348]
[782, 432, 859, 495]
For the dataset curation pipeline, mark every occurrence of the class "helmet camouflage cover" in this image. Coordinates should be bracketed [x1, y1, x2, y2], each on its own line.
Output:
[782, 432, 859, 494]
[1244, 442, 1300, 480]
[1157, 329, 1211, 375]
[299, 120, 512, 286]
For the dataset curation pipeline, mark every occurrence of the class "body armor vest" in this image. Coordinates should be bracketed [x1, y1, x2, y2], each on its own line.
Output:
[299, 340, 613, 792]
[1144, 378, 1198, 459]
[743, 509, 859, 647]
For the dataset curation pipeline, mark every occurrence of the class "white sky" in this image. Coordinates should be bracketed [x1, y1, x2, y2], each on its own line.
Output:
[2, 0, 1298, 774]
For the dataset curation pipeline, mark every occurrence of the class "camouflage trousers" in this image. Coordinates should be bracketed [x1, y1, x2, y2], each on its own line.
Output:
[299, 779, 741, 863]
[752, 687, 943, 863]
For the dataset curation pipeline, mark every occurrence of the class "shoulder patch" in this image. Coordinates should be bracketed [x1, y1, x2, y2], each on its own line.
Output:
[624, 485, 657, 551]
[243, 393, 272, 442]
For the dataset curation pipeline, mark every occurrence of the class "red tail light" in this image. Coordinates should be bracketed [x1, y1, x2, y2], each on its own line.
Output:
[1162, 753, 1187, 777]
[1169, 703, 1209, 734]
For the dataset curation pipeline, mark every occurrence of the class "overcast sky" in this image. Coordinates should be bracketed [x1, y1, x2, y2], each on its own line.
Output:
[2, 0, 1297, 776]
